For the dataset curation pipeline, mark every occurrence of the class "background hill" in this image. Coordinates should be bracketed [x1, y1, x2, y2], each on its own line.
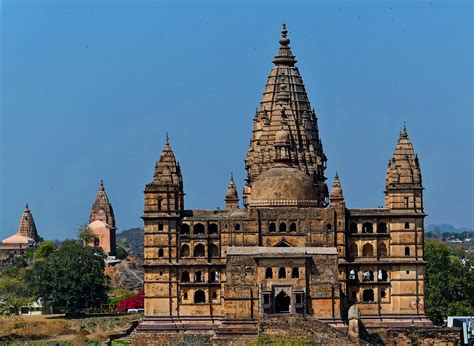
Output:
[427, 224, 473, 233]
[117, 228, 144, 258]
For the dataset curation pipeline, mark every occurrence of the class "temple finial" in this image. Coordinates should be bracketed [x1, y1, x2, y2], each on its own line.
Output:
[165, 132, 169, 145]
[400, 121, 408, 139]
[25, 203, 29, 209]
[280, 23, 290, 47]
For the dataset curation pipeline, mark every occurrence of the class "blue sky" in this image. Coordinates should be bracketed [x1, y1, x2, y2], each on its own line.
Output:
[1, 0, 472, 240]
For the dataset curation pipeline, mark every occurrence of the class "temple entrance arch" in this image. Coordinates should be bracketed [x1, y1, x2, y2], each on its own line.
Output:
[275, 289, 291, 313]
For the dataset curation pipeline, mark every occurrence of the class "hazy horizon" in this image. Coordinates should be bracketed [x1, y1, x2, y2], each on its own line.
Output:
[1, 1, 473, 240]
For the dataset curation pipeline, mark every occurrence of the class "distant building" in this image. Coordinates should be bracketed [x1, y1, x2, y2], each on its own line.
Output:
[86, 180, 116, 255]
[0, 204, 39, 256]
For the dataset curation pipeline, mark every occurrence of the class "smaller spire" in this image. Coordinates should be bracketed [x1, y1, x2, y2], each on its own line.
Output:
[225, 172, 239, 209]
[330, 172, 344, 202]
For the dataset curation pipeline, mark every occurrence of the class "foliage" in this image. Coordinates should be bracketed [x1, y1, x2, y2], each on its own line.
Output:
[35, 241, 57, 259]
[116, 228, 144, 258]
[108, 288, 135, 305]
[77, 225, 97, 245]
[0, 265, 36, 315]
[117, 290, 144, 312]
[425, 241, 474, 325]
[115, 246, 128, 260]
[28, 242, 109, 317]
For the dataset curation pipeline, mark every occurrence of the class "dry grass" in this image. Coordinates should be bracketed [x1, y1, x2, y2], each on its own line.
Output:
[0, 313, 140, 344]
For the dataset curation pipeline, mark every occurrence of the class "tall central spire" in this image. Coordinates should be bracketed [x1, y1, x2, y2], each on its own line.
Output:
[244, 24, 328, 206]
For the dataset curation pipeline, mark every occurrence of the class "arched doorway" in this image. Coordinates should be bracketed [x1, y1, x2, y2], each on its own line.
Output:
[275, 290, 291, 313]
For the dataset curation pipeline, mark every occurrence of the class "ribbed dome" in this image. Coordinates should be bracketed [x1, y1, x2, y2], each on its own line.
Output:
[249, 167, 317, 207]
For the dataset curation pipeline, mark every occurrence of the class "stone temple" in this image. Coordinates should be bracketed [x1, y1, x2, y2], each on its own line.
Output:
[134, 25, 431, 340]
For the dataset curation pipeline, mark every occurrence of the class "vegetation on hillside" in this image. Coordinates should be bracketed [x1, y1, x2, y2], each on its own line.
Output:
[117, 228, 144, 258]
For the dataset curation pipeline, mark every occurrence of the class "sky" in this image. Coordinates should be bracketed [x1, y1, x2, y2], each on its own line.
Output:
[1, 0, 472, 240]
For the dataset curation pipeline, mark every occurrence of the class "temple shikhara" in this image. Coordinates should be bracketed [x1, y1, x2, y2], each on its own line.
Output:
[134, 25, 431, 340]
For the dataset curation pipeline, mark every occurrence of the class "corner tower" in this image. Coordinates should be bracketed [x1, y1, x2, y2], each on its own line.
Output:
[244, 24, 327, 207]
[385, 125, 423, 211]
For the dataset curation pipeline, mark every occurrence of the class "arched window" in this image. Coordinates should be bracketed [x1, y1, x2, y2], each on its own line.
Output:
[362, 243, 374, 257]
[181, 224, 190, 234]
[181, 271, 190, 283]
[209, 223, 218, 234]
[278, 267, 286, 279]
[349, 223, 358, 234]
[158, 248, 164, 258]
[326, 223, 332, 231]
[183, 292, 188, 300]
[279, 223, 287, 233]
[349, 243, 358, 257]
[378, 243, 387, 257]
[291, 267, 299, 279]
[194, 290, 205, 304]
[268, 223, 276, 233]
[362, 289, 374, 303]
[362, 222, 373, 234]
[194, 243, 205, 257]
[195, 271, 203, 282]
[210, 270, 219, 283]
[209, 243, 219, 258]
[211, 291, 218, 301]
[405, 246, 410, 256]
[380, 289, 387, 299]
[377, 222, 387, 233]
[378, 269, 388, 282]
[289, 222, 297, 232]
[157, 199, 162, 211]
[181, 244, 190, 257]
[362, 270, 374, 282]
[405, 222, 410, 230]
[193, 223, 205, 235]
[265, 267, 273, 279]
[235, 224, 241, 231]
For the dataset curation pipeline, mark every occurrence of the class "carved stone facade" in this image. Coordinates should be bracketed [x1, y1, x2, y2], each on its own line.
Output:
[135, 25, 430, 338]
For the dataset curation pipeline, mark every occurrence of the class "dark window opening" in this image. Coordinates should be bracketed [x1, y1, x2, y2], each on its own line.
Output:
[290, 222, 297, 232]
[404, 197, 409, 209]
[349, 223, 358, 234]
[194, 290, 205, 304]
[278, 267, 286, 279]
[362, 289, 374, 303]
[349, 243, 358, 257]
[268, 223, 276, 233]
[380, 290, 386, 299]
[183, 292, 188, 300]
[378, 243, 387, 257]
[195, 271, 203, 282]
[405, 222, 410, 229]
[209, 243, 219, 258]
[265, 267, 273, 279]
[158, 223, 164, 231]
[157, 199, 162, 210]
[194, 243, 205, 257]
[210, 270, 219, 283]
[379, 269, 388, 282]
[193, 223, 205, 235]
[181, 271, 190, 283]
[275, 290, 291, 313]
[405, 246, 410, 256]
[377, 222, 387, 233]
[211, 291, 217, 301]
[362, 270, 374, 282]
[209, 223, 218, 234]
[181, 244, 190, 257]
[362, 222, 373, 234]
[362, 243, 374, 257]
[235, 223, 241, 231]
[94, 238, 100, 247]
[279, 223, 287, 233]
[181, 224, 190, 234]
[158, 248, 164, 257]
[326, 223, 332, 231]
[292, 267, 299, 279]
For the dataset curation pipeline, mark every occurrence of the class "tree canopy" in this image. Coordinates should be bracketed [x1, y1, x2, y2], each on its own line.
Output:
[425, 241, 474, 325]
[28, 242, 109, 316]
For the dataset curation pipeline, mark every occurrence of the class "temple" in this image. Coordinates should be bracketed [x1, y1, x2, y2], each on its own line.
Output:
[134, 25, 430, 340]
[0, 204, 40, 256]
[86, 180, 117, 255]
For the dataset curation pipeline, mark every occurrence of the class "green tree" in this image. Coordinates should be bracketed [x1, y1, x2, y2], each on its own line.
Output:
[35, 240, 57, 259]
[77, 225, 97, 245]
[0, 272, 36, 314]
[425, 241, 474, 325]
[28, 243, 109, 317]
[115, 246, 128, 260]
